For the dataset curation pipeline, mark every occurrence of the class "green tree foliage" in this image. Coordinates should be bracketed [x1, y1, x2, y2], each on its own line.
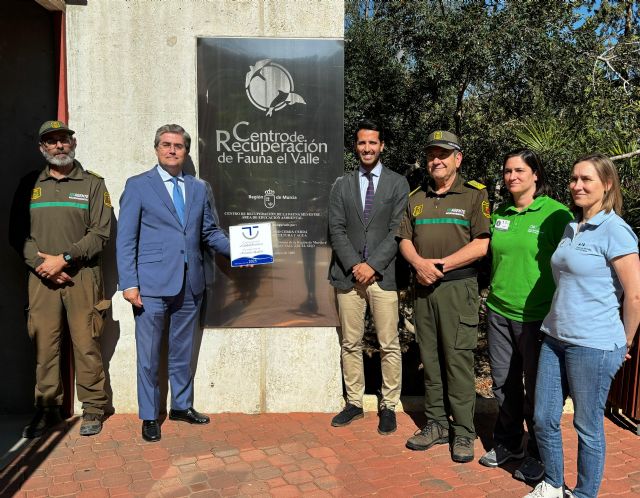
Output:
[345, 0, 640, 231]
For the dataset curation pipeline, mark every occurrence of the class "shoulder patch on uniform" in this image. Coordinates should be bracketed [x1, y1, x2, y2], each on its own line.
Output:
[482, 200, 490, 218]
[466, 180, 486, 190]
[31, 187, 42, 200]
[86, 169, 104, 179]
[409, 186, 422, 197]
[104, 192, 112, 208]
[412, 204, 423, 217]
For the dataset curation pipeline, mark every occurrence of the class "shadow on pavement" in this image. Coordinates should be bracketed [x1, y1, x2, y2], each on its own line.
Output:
[0, 416, 79, 496]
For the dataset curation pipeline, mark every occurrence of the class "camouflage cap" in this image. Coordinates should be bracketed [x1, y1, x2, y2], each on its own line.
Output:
[39, 120, 74, 139]
[425, 130, 461, 151]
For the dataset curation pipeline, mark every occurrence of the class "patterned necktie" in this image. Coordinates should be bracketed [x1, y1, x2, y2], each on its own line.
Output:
[363, 172, 374, 222]
[363, 172, 374, 259]
[171, 177, 185, 225]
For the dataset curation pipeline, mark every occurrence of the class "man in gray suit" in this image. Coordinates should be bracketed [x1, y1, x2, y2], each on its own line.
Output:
[328, 119, 409, 434]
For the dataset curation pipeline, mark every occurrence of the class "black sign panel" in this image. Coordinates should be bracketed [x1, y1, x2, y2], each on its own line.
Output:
[197, 38, 343, 327]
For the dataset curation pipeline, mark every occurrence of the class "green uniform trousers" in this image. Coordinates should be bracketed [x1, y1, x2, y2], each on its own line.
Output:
[414, 277, 479, 438]
[27, 267, 109, 415]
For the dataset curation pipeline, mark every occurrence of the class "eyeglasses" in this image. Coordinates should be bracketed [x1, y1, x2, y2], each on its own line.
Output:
[427, 149, 457, 161]
[42, 137, 73, 147]
[158, 142, 186, 151]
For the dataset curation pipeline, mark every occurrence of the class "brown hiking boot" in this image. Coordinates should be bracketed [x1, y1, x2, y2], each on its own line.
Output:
[406, 419, 449, 451]
[451, 435, 475, 463]
[79, 412, 103, 436]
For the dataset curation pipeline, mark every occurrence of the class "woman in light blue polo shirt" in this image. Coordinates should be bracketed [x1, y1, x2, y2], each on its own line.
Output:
[525, 154, 640, 498]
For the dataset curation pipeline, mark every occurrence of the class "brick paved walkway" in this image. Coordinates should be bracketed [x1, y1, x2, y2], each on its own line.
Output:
[2, 412, 639, 497]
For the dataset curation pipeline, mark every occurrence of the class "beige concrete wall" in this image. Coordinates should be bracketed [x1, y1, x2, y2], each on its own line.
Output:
[65, 0, 344, 414]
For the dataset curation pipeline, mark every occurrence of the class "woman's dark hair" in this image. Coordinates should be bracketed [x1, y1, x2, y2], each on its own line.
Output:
[502, 148, 551, 197]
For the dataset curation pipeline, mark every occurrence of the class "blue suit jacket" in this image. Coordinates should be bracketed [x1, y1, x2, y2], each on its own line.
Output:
[116, 167, 230, 297]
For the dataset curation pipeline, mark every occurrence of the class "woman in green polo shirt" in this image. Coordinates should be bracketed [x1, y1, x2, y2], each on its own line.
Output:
[479, 149, 572, 482]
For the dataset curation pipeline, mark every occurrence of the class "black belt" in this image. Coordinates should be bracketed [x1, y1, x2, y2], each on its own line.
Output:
[440, 266, 477, 282]
[416, 266, 477, 289]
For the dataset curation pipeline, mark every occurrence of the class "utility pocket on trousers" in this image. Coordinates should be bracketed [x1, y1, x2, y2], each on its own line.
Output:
[26, 307, 35, 340]
[455, 314, 479, 350]
[91, 299, 111, 338]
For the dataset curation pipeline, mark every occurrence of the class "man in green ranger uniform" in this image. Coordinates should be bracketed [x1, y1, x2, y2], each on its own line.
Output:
[398, 131, 490, 463]
[10, 120, 111, 438]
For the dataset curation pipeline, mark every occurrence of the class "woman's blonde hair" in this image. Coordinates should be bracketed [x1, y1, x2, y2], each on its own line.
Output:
[571, 153, 623, 216]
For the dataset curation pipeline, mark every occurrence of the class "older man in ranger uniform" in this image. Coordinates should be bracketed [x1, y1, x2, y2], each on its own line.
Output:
[398, 131, 490, 463]
[10, 120, 111, 438]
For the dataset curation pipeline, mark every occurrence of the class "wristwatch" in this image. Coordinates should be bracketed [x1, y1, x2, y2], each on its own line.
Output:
[63, 252, 73, 265]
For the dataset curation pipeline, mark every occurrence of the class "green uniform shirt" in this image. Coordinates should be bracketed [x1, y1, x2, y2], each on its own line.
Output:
[20, 161, 111, 269]
[486, 195, 572, 321]
[398, 174, 490, 258]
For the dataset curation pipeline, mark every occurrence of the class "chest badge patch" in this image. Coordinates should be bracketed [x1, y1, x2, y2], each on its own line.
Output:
[494, 219, 510, 230]
[413, 204, 423, 217]
[482, 200, 490, 219]
[31, 188, 41, 200]
[446, 208, 466, 217]
[69, 193, 89, 201]
[104, 192, 112, 208]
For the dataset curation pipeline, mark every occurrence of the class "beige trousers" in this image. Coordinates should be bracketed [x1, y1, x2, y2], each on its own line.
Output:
[336, 282, 401, 409]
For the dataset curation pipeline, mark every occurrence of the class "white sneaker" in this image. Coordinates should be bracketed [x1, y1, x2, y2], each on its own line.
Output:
[523, 481, 564, 498]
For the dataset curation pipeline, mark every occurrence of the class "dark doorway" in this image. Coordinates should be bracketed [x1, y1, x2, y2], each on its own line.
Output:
[1, 0, 58, 414]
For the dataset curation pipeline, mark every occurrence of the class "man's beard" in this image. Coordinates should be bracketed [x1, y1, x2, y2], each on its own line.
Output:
[41, 148, 75, 167]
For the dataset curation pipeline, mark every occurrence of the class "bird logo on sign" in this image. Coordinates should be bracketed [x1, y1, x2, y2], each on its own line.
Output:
[245, 59, 306, 117]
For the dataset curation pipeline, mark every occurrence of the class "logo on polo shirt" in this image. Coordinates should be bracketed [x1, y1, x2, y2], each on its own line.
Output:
[494, 219, 510, 231]
[69, 193, 89, 202]
[527, 224, 542, 235]
[575, 241, 591, 253]
[446, 208, 466, 217]
[413, 204, 423, 217]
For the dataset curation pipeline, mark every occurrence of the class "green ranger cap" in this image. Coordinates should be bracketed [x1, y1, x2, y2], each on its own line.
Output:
[39, 120, 75, 139]
[425, 130, 461, 151]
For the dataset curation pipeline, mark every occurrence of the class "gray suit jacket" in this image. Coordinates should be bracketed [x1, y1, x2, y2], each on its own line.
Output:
[328, 164, 409, 291]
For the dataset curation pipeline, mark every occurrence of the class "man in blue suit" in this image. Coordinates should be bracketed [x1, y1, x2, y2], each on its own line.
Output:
[116, 124, 230, 442]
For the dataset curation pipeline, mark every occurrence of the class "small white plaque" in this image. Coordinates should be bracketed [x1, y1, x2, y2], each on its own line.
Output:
[229, 222, 274, 267]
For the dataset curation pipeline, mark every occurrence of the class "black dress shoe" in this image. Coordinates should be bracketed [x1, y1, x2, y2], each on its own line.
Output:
[378, 408, 397, 435]
[142, 419, 161, 442]
[331, 403, 364, 427]
[169, 407, 210, 424]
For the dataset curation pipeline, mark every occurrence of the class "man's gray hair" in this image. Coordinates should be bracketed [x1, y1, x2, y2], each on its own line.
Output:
[154, 124, 191, 153]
